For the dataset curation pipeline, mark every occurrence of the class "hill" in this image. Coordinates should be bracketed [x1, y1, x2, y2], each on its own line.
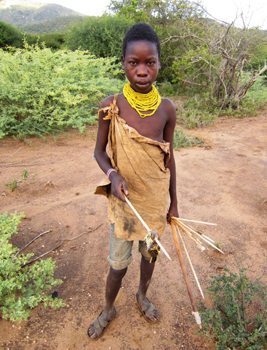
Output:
[0, 3, 84, 32]
[21, 15, 85, 33]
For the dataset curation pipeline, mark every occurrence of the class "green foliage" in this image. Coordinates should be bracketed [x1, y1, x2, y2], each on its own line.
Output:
[109, 0, 202, 23]
[0, 21, 23, 48]
[201, 270, 267, 350]
[158, 81, 180, 96]
[5, 180, 19, 192]
[181, 94, 217, 128]
[247, 37, 267, 82]
[0, 44, 123, 138]
[171, 44, 219, 88]
[173, 128, 203, 149]
[181, 78, 267, 126]
[0, 213, 64, 321]
[5, 169, 29, 191]
[37, 32, 65, 50]
[240, 77, 267, 112]
[22, 169, 29, 180]
[66, 16, 133, 58]
[0, 21, 65, 50]
[210, 77, 267, 118]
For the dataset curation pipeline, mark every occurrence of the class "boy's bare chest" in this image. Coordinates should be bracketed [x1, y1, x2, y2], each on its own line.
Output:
[117, 95, 168, 142]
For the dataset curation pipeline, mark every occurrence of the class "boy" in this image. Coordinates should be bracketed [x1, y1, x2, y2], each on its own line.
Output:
[88, 23, 178, 339]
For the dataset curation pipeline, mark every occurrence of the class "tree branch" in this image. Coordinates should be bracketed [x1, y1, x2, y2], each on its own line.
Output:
[22, 223, 103, 267]
[15, 229, 52, 257]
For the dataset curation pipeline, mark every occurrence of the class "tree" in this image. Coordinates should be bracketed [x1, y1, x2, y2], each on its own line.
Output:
[109, 1, 267, 109]
[0, 21, 23, 48]
[109, 0, 204, 81]
[65, 16, 133, 58]
[109, 0, 202, 24]
[168, 20, 267, 108]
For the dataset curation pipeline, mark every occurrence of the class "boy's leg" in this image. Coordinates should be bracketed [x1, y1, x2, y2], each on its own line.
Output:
[88, 225, 133, 339]
[88, 266, 127, 339]
[136, 243, 160, 322]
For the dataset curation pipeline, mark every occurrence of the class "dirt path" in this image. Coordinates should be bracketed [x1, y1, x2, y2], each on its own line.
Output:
[0, 113, 266, 350]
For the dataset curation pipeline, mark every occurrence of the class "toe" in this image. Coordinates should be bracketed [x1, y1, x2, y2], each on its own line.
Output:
[137, 296, 160, 322]
[87, 325, 95, 338]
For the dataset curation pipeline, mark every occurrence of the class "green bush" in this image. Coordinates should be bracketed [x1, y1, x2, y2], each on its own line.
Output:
[0, 44, 123, 138]
[38, 32, 66, 50]
[66, 16, 133, 58]
[0, 21, 23, 48]
[181, 94, 217, 128]
[0, 213, 64, 321]
[239, 78, 267, 114]
[173, 128, 203, 149]
[180, 81, 267, 126]
[5, 169, 29, 192]
[158, 81, 180, 96]
[211, 77, 267, 118]
[201, 270, 267, 350]
[248, 43, 267, 83]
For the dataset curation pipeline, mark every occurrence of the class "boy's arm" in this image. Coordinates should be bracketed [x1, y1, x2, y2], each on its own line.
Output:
[94, 96, 128, 201]
[163, 99, 179, 222]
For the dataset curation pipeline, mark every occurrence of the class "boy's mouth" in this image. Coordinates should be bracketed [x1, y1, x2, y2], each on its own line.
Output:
[135, 81, 151, 88]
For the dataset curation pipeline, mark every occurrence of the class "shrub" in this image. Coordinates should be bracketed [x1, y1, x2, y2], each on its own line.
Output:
[0, 213, 64, 321]
[0, 44, 123, 138]
[181, 94, 217, 128]
[201, 269, 267, 350]
[173, 128, 203, 149]
[66, 16, 133, 58]
[5, 169, 29, 192]
[0, 21, 23, 48]
[38, 32, 66, 50]
[239, 77, 267, 114]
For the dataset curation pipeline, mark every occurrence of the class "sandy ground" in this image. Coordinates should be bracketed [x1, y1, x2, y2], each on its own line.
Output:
[0, 112, 266, 350]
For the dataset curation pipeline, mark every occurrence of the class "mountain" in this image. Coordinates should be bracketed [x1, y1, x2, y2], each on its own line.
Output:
[0, 3, 84, 32]
[20, 15, 85, 33]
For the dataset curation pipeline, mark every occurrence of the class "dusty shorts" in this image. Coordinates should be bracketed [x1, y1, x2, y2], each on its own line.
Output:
[108, 223, 152, 270]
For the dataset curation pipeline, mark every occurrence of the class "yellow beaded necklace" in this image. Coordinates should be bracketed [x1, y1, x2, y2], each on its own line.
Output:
[123, 82, 161, 118]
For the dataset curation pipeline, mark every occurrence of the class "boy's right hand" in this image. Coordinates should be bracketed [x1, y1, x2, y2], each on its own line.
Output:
[109, 172, 129, 201]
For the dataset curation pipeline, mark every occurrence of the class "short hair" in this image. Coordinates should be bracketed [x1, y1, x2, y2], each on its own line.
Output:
[122, 23, 160, 59]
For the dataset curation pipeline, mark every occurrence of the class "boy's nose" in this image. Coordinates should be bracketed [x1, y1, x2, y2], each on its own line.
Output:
[136, 64, 148, 76]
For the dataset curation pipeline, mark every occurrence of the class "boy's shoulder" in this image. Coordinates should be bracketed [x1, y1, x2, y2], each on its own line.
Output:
[161, 98, 177, 123]
[99, 95, 116, 109]
[161, 97, 176, 112]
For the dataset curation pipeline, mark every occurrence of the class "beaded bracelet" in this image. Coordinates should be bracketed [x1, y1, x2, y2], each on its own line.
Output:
[106, 168, 117, 179]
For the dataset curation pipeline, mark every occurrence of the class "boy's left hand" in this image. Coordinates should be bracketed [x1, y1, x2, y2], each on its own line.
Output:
[167, 202, 179, 223]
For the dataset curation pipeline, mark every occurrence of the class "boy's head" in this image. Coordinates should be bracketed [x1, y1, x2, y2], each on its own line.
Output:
[122, 23, 160, 60]
[122, 23, 161, 93]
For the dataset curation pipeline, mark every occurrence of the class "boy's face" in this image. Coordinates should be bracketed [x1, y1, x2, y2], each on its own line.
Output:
[123, 40, 160, 94]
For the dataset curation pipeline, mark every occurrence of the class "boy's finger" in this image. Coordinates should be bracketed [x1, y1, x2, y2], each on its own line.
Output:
[117, 187, 126, 201]
[122, 182, 129, 196]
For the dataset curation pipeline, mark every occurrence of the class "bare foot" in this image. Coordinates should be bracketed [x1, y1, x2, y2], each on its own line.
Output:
[87, 307, 116, 339]
[136, 293, 160, 322]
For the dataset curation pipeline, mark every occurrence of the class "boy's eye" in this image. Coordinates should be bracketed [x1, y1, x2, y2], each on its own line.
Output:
[147, 61, 156, 66]
[129, 61, 137, 66]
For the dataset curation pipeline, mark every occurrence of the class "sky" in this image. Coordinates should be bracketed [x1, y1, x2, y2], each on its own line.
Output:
[1, 0, 267, 29]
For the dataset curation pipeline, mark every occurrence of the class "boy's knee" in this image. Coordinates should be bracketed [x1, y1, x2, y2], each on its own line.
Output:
[110, 266, 128, 279]
[108, 255, 132, 270]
